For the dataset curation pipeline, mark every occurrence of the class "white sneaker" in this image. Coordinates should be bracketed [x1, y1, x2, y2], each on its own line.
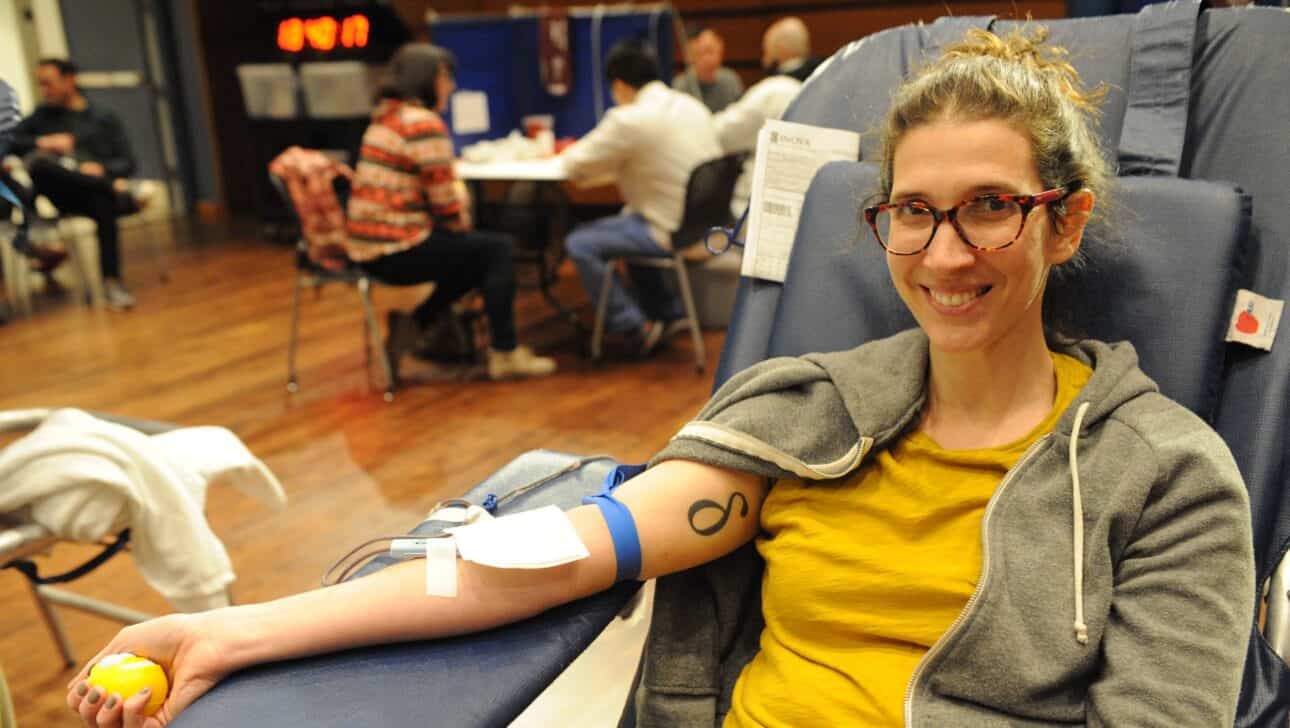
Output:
[487, 346, 557, 380]
[104, 279, 136, 310]
[640, 319, 691, 357]
[129, 180, 158, 210]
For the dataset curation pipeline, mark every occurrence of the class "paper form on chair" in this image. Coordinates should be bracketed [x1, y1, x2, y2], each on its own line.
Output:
[741, 119, 860, 282]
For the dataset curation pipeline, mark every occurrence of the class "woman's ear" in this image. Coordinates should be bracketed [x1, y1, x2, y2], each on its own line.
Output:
[1048, 190, 1094, 264]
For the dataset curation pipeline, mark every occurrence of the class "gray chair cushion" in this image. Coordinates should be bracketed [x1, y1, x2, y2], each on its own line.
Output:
[1181, 11, 1290, 722]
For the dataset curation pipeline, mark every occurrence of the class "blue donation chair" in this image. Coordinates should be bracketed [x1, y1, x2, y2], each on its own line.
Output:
[176, 3, 1290, 725]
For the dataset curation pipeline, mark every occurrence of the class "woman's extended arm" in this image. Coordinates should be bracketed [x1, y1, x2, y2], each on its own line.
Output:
[69, 459, 766, 727]
[205, 458, 764, 662]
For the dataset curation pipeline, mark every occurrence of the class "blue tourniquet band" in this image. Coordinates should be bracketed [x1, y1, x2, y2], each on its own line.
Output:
[583, 463, 647, 583]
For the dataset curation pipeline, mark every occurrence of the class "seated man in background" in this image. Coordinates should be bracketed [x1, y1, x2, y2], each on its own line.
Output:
[10, 58, 141, 309]
[559, 40, 721, 355]
[762, 17, 821, 83]
[672, 25, 743, 114]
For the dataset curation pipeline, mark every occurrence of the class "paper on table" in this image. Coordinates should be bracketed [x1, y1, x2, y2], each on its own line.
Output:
[742, 119, 861, 282]
[451, 90, 490, 135]
[447, 505, 590, 569]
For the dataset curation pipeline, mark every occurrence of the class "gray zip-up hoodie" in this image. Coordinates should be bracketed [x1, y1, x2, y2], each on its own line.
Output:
[639, 329, 1255, 727]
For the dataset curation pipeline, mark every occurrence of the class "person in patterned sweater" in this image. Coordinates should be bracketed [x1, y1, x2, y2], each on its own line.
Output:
[347, 43, 555, 381]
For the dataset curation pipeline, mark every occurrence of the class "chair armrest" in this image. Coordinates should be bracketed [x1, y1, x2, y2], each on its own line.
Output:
[173, 449, 642, 728]
[172, 583, 639, 728]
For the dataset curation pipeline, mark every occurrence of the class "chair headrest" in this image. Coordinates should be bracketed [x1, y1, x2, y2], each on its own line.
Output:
[768, 161, 1251, 420]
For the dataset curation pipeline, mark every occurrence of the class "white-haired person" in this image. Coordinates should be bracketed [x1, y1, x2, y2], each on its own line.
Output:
[762, 16, 820, 83]
[710, 19, 808, 216]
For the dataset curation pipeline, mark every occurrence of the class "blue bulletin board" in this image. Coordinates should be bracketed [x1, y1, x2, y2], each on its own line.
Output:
[429, 7, 675, 149]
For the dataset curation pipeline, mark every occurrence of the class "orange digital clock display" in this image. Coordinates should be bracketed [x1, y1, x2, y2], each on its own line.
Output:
[277, 14, 370, 53]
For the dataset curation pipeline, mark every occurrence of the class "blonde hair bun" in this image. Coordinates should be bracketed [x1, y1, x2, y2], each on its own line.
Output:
[940, 26, 1106, 114]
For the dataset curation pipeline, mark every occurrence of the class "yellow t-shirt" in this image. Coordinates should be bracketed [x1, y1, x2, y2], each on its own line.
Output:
[726, 352, 1093, 727]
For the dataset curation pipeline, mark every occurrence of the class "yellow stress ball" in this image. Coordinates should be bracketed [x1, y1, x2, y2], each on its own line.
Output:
[88, 653, 169, 716]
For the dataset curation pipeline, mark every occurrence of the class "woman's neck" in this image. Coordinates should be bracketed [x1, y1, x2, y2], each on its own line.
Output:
[921, 331, 1058, 450]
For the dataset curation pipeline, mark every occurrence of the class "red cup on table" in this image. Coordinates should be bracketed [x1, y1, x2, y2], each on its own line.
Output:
[522, 114, 554, 138]
[523, 115, 556, 156]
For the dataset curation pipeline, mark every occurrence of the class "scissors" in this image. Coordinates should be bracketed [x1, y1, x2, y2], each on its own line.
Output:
[703, 207, 750, 256]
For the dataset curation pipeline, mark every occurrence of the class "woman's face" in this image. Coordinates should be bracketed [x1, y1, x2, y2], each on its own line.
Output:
[435, 67, 456, 113]
[885, 118, 1083, 359]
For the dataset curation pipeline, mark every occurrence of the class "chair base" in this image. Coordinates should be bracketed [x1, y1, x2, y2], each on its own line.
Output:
[590, 253, 706, 372]
[286, 263, 397, 402]
[30, 583, 156, 667]
[0, 227, 33, 318]
[2, 523, 157, 667]
[57, 218, 106, 308]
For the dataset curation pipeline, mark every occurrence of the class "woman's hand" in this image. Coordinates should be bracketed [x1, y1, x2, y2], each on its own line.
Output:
[66, 612, 235, 728]
[36, 132, 74, 155]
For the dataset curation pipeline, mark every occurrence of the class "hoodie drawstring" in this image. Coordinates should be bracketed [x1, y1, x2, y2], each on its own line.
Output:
[1069, 401, 1091, 645]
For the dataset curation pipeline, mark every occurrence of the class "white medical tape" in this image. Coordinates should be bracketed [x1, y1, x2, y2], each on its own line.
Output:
[447, 505, 590, 570]
[424, 538, 458, 597]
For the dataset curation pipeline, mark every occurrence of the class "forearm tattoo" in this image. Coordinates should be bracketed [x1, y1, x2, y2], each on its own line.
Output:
[688, 492, 749, 536]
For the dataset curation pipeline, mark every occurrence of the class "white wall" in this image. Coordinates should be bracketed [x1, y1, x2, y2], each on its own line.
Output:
[30, 0, 67, 59]
[0, 0, 34, 111]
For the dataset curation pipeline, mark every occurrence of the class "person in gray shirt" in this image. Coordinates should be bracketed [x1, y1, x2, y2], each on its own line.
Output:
[672, 25, 743, 113]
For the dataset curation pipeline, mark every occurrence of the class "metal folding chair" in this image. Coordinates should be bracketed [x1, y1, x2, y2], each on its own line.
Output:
[270, 173, 397, 402]
[589, 153, 744, 372]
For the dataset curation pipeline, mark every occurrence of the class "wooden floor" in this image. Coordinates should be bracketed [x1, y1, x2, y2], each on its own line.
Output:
[0, 220, 725, 727]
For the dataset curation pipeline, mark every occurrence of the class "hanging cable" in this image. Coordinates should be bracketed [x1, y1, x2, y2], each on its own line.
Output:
[591, 3, 606, 119]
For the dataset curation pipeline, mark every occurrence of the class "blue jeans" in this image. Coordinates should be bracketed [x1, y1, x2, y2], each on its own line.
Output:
[565, 213, 683, 334]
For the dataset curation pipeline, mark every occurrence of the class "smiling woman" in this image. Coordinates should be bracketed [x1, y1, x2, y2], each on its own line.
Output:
[865, 27, 1106, 452]
[66, 27, 1254, 728]
[882, 118, 1087, 382]
[878, 27, 1110, 348]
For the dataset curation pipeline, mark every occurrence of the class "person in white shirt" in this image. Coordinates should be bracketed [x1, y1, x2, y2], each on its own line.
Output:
[559, 40, 722, 354]
[712, 72, 803, 217]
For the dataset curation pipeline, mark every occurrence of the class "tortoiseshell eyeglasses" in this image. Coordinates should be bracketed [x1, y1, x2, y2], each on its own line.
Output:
[863, 183, 1077, 256]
